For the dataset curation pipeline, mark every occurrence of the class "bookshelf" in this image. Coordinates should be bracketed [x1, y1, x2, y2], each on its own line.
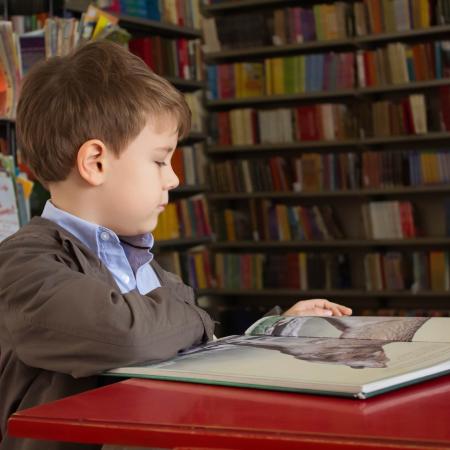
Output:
[65, 0, 202, 38]
[201, 0, 450, 332]
[0, 1, 61, 226]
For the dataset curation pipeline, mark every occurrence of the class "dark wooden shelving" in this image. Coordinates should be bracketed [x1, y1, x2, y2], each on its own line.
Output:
[205, 39, 355, 62]
[165, 77, 206, 92]
[180, 132, 207, 145]
[206, 79, 450, 109]
[206, 88, 356, 109]
[355, 24, 450, 45]
[203, 0, 296, 14]
[207, 185, 450, 200]
[210, 238, 450, 250]
[172, 184, 208, 196]
[155, 236, 212, 249]
[198, 288, 450, 298]
[206, 132, 450, 155]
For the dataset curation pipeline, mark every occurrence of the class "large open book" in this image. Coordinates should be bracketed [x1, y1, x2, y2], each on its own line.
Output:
[107, 316, 450, 398]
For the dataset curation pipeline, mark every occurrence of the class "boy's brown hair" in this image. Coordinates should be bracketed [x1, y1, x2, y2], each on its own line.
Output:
[16, 40, 191, 184]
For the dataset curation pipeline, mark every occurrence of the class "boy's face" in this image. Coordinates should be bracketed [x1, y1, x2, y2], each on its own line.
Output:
[101, 115, 180, 236]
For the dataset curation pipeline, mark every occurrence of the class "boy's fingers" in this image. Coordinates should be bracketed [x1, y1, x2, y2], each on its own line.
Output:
[323, 300, 352, 316]
[295, 308, 333, 317]
[285, 299, 352, 317]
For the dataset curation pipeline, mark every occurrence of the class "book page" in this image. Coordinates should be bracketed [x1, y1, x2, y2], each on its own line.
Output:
[246, 316, 450, 343]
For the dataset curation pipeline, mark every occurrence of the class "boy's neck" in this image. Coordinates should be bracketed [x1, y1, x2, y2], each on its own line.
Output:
[49, 178, 104, 228]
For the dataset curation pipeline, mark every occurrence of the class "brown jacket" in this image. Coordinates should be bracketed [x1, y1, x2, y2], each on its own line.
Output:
[0, 217, 214, 450]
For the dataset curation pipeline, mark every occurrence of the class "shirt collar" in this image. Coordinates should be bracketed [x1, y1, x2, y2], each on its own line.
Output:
[41, 200, 155, 257]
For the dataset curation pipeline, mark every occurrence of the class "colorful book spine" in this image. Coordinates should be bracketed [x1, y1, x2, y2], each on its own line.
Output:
[365, 251, 450, 291]
[153, 195, 212, 241]
[209, 151, 450, 193]
[214, 252, 351, 290]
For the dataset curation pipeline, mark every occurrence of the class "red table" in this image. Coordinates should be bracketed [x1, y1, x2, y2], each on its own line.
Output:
[8, 375, 450, 449]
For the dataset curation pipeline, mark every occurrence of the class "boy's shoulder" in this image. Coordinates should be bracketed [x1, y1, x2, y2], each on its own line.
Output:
[1, 216, 79, 249]
[0, 217, 112, 302]
[0, 216, 97, 268]
[1, 217, 61, 258]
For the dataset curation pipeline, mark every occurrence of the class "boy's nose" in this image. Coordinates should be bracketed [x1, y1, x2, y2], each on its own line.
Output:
[165, 166, 179, 191]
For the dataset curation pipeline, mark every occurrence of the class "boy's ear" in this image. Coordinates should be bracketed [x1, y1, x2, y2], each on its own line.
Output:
[76, 139, 110, 186]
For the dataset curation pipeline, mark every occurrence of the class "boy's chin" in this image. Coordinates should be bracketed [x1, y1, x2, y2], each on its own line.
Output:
[141, 219, 159, 235]
[113, 215, 159, 236]
[115, 222, 156, 237]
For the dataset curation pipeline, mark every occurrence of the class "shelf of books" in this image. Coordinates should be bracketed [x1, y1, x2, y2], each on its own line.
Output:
[200, 0, 450, 329]
[0, 3, 52, 242]
[65, 0, 202, 38]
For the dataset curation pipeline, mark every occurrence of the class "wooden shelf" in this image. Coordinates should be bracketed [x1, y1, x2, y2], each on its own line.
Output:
[204, 25, 450, 63]
[206, 79, 450, 109]
[154, 236, 212, 249]
[207, 139, 357, 154]
[202, 0, 295, 14]
[165, 77, 206, 92]
[179, 131, 207, 144]
[206, 89, 355, 109]
[205, 39, 354, 62]
[355, 24, 450, 45]
[361, 132, 450, 145]
[206, 132, 450, 155]
[65, 0, 201, 38]
[207, 185, 450, 200]
[171, 184, 208, 196]
[356, 78, 450, 96]
[210, 238, 450, 250]
[197, 288, 450, 298]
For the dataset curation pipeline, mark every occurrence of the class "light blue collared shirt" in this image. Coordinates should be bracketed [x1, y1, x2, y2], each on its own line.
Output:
[41, 201, 161, 294]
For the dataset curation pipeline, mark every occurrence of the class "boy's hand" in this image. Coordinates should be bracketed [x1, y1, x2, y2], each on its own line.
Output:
[283, 299, 352, 317]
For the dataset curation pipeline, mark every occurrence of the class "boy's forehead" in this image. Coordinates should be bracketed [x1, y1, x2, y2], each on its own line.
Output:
[146, 113, 179, 136]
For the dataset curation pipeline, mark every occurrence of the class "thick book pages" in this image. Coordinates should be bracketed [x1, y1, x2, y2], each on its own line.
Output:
[106, 316, 450, 399]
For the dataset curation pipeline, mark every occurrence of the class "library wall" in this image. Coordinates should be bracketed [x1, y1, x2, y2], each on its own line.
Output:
[200, 0, 450, 335]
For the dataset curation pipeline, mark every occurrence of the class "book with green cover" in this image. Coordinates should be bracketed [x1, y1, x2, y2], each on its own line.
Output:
[106, 316, 450, 399]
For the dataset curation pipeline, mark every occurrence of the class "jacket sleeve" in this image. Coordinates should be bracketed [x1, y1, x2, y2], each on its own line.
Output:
[0, 234, 214, 378]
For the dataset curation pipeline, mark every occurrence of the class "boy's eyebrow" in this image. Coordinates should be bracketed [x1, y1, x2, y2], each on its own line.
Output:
[153, 146, 174, 153]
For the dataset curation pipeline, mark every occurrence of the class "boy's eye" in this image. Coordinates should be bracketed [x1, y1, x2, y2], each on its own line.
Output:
[155, 161, 167, 167]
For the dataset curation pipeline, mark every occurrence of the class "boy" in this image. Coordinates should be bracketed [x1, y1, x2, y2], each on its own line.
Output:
[0, 41, 351, 450]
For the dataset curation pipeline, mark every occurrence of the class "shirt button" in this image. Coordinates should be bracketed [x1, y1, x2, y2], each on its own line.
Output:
[122, 274, 130, 284]
[100, 232, 110, 241]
